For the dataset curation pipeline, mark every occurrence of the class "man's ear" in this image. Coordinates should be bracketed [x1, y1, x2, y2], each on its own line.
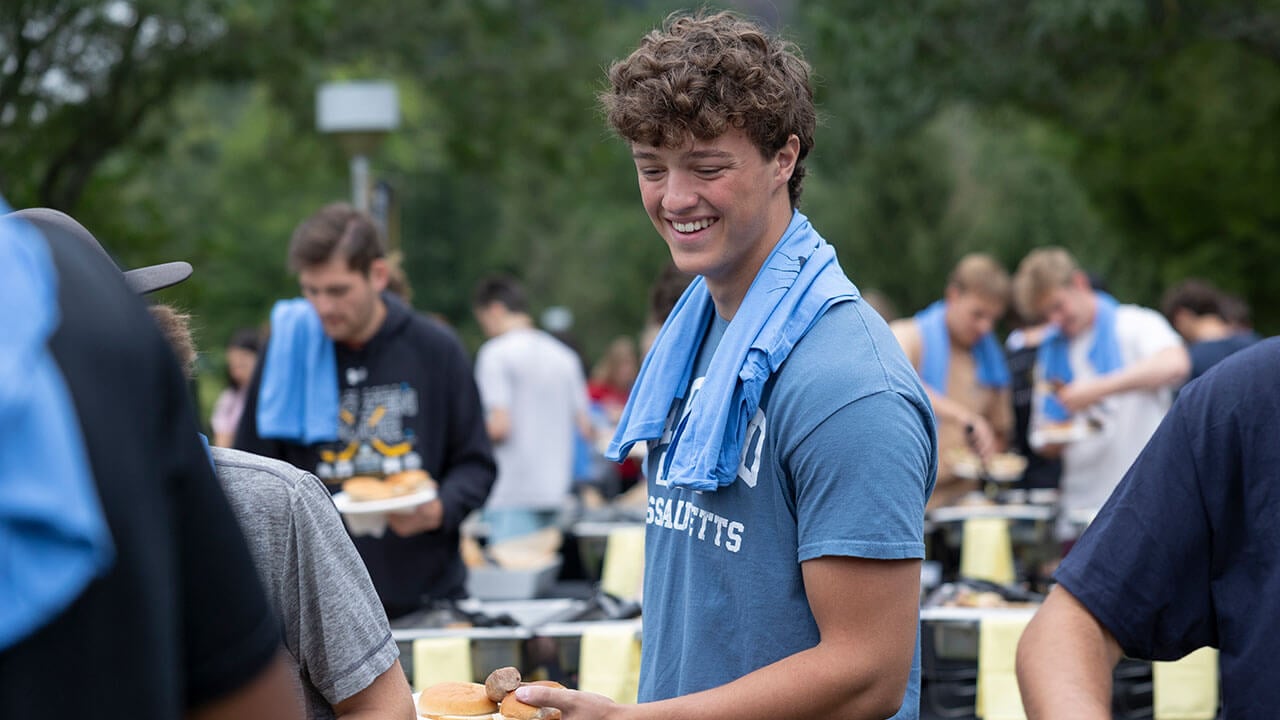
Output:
[774, 134, 801, 187]
[1070, 270, 1092, 292]
[368, 257, 390, 292]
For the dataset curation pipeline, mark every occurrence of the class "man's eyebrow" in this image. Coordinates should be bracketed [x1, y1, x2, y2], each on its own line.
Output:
[631, 148, 734, 161]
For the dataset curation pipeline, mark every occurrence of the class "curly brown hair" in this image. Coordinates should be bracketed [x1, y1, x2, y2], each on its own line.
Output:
[601, 10, 815, 207]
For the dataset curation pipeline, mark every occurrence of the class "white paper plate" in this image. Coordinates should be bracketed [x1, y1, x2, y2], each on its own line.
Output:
[333, 487, 438, 515]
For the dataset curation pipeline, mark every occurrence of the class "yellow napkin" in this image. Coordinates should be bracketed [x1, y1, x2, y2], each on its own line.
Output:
[412, 636, 473, 690]
[1153, 647, 1219, 720]
[976, 614, 1030, 720]
[961, 517, 1015, 586]
[600, 525, 646, 601]
[578, 625, 642, 704]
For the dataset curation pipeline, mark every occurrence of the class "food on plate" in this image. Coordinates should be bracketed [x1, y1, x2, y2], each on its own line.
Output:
[485, 666, 523, 704]
[987, 453, 1028, 480]
[461, 535, 489, 569]
[416, 681, 499, 719]
[1037, 419, 1080, 442]
[500, 681, 565, 720]
[341, 469, 435, 502]
[945, 447, 982, 478]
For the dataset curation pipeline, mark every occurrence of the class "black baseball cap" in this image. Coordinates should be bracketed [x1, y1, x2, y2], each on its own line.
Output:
[4, 207, 192, 294]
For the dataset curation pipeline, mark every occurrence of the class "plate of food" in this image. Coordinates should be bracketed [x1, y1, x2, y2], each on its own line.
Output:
[333, 470, 438, 515]
[1031, 418, 1092, 446]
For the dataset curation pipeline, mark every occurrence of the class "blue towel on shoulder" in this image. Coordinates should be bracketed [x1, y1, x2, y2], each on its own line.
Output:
[1037, 291, 1123, 421]
[0, 206, 114, 651]
[607, 211, 859, 491]
[256, 298, 339, 444]
[915, 300, 1010, 394]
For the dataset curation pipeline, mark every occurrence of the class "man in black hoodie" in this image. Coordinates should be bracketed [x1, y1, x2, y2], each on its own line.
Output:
[236, 202, 496, 619]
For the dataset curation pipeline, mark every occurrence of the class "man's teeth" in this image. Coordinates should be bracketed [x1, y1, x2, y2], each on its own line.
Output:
[673, 218, 716, 233]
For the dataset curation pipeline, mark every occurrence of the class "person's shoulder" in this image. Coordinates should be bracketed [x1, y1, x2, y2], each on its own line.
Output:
[391, 306, 468, 358]
[211, 446, 317, 494]
[1181, 336, 1280, 408]
[779, 299, 926, 403]
[1116, 303, 1174, 330]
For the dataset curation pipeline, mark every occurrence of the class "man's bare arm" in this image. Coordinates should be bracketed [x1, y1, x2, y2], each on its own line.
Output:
[1016, 586, 1123, 719]
[518, 556, 922, 720]
[1058, 345, 1190, 413]
[332, 659, 415, 719]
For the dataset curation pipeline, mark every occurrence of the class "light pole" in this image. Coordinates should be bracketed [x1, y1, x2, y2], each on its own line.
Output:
[316, 81, 400, 213]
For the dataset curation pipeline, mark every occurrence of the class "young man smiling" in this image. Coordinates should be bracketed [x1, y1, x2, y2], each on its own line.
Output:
[516, 11, 936, 720]
[236, 203, 495, 620]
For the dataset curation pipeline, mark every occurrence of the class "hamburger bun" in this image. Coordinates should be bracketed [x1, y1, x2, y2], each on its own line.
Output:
[342, 470, 434, 502]
[500, 681, 565, 720]
[417, 681, 499, 718]
[387, 468, 435, 493]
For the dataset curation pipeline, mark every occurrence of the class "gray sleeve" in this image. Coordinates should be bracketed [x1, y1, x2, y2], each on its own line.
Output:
[286, 472, 400, 705]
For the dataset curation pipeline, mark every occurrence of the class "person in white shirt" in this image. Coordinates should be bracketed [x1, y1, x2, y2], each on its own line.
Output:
[473, 275, 591, 543]
[1014, 248, 1188, 537]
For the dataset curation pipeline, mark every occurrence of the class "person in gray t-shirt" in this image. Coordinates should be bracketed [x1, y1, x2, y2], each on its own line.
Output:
[151, 303, 415, 719]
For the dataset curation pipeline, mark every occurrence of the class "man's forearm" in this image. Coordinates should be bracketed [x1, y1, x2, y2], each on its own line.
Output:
[619, 640, 911, 720]
[1016, 587, 1122, 719]
[1100, 345, 1190, 397]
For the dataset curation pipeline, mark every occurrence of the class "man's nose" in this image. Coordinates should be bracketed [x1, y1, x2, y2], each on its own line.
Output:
[661, 170, 698, 213]
[308, 295, 334, 317]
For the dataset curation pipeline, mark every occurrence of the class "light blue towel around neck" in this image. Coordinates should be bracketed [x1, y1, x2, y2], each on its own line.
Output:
[256, 298, 339, 444]
[1037, 291, 1123, 421]
[606, 211, 859, 492]
[915, 300, 1010, 394]
[0, 205, 115, 651]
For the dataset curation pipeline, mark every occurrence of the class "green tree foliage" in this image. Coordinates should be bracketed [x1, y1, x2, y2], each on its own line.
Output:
[0, 0, 333, 209]
[5, 0, 1278, 391]
[799, 0, 1280, 328]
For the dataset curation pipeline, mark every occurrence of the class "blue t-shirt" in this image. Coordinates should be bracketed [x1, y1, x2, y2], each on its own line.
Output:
[639, 299, 936, 718]
[1056, 337, 1280, 716]
[1188, 331, 1260, 381]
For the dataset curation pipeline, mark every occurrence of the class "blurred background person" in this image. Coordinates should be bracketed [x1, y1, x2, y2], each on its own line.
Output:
[1161, 277, 1261, 382]
[235, 202, 495, 620]
[1005, 273, 1062, 494]
[473, 274, 591, 543]
[1015, 247, 1188, 541]
[211, 326, 262, 447]
[891, 253, 1013, 509]
[586, 335, 642, 498]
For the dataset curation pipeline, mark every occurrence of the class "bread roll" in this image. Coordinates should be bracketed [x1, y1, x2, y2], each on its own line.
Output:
[342, 470, 434, 502]
[417, 681, 499, 718]
[500, 681, 564, 720]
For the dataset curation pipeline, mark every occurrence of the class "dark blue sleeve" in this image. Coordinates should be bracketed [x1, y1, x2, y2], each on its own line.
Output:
[1053, 396, 1217, 661]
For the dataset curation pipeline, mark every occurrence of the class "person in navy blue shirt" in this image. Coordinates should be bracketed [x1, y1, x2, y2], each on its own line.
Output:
[1016, 337, 1280, 717]
[1162, 278, 1260, 382]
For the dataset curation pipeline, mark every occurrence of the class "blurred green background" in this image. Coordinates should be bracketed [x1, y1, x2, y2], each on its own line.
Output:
[4, 0, 1278, 408]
